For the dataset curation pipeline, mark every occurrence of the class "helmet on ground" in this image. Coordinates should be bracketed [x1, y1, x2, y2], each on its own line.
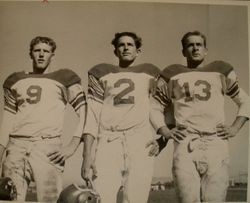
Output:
[0, 177, 17, 200]
[57, 182, 100, 203]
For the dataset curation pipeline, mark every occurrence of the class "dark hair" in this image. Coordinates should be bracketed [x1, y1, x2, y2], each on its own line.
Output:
[29, 36, 56, 56]
[111, 32, 142, 49]
[181, 31, 207, 49]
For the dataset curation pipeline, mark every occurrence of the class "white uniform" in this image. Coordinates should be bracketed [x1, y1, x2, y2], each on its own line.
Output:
[1, 69, 86, 201]
[152, 61, 250, 202]
[85, 63, 160, 203]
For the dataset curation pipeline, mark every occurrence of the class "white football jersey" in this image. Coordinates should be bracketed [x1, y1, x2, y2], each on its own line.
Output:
[3, 69, 86, 138]
[153, 61, 250, 132]
[85, 63, 160, 137]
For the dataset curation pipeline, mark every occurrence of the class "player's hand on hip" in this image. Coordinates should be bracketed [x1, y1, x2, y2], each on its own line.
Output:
[146, 139, 160, 157]
[47, 145, 74, 165]
[217, 124, 238, 140]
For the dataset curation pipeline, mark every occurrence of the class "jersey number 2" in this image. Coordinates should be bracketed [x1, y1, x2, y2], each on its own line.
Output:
[113, 79, 135, 105]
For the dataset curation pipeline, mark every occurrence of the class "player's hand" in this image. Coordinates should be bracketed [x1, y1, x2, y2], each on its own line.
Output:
[216, 124, 238, 140]
[47, 145, 75, 165]
[146, 139, 160, 157]
[171, 125, 187, 143]
[159, 125, 187, 143]
[81, 161, 97, 181]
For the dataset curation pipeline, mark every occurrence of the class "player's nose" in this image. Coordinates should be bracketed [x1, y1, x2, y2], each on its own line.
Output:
[39, 50, 44, 57]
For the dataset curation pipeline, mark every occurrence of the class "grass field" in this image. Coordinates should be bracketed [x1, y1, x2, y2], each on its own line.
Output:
[26, 187, 247, 202]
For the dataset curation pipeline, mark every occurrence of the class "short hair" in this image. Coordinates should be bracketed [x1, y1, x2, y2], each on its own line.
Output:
[29, 36, 57, 56]
[181, 31, 207, 49]
[111, 32, 142, 49]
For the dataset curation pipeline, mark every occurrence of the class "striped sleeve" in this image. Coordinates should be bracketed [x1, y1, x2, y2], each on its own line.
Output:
[226, 70, 250, 119]
[68, 84, 86, 112]
[153, 76, 171, 106]
[88, 74, 104, 104]
[3, 88, 17, 114]
[150, 76, 172, 132]
[83, 73, 105, 138]
[226, 70, 239, 98]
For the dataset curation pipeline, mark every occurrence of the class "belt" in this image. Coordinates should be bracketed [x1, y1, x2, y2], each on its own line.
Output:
[186, 129, 217, 137]
[9, 134, 60, 141]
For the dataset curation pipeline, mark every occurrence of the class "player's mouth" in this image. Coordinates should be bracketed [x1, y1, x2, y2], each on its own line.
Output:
[38, 59, 45, 63]
[192, 53, 200, 57]
[122, 52, 131, 56]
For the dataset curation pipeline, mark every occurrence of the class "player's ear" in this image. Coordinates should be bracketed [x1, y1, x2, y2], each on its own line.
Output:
[114, 49, 118, 57]
[182, 49, 186, 57]
[204, 47, 208, 56]
[50, 53, 55, 61]
[29, 52, 33, 59]
[136, 48, 141, 56]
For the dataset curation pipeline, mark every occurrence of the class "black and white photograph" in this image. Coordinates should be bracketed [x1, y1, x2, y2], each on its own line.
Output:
[0, 0, 249, 202]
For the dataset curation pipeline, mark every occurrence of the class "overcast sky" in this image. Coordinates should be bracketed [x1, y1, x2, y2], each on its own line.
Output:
[0, 0, 249, 187]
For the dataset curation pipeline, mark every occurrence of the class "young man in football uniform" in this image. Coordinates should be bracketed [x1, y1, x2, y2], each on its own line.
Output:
[81, 32, 160, 203]
[151, 31, 250, 202]
[0, 36, 86, 202]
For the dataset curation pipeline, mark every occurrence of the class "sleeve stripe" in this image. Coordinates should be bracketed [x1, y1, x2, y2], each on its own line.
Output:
[4, 99, 16, 112]
[227, 83, 239, 97]
[71, 96, 86, 109]
[88, 87, 104, 101]
[88, 95, 103, 104]
[88, 81, 104, 96]
[4, 97, 16, 107]
[154, 88, 170, 105]
[70, 92, 86, 105]
[154, 95, 168, 106]
[74, 103, 86, 112]
[227, 81, 238, 92]
[230, 90, 240, 98]
[4, 106, 16, 114]
[88, 75, 105, 95]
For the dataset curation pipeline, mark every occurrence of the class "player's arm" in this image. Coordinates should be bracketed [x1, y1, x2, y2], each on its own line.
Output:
[147, 77, 172, 156]
[81, 133, 95, 180]
[81, 72, 104, 180]
[48, 83, 86, 165]
[0, 111, 14, 165]
[0, 87, 17, 168]
[217, 70, 250, 139]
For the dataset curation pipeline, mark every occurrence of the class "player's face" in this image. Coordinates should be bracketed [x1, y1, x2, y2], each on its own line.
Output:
[115, 36, 140, 63]
[30, 42, 54, 71]
[182, 35, 207, 62]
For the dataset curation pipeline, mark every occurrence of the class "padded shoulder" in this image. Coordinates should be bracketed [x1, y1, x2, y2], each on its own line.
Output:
[88, 63, 117, 79]
[133, 63, 160, 77]
[3, 72, 25, 89]
[160, 64, 188, 82]
[50, 69, 81, 87]
[204, 60, 234, 76]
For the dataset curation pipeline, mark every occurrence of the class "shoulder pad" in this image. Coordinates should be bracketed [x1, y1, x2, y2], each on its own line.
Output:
[160, 64, 187, 82]
[133, 63, 160, 77]
[3, 72, 25, 89]
[50, 69, 81, 87]
[204, 61, 233, 76]
[88, 63, 117, 79]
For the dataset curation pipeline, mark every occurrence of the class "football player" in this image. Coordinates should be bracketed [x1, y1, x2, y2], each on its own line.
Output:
[81, 32, 160, 203]
[0, 36, 86, 202]
[151, 30, 250, 202]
